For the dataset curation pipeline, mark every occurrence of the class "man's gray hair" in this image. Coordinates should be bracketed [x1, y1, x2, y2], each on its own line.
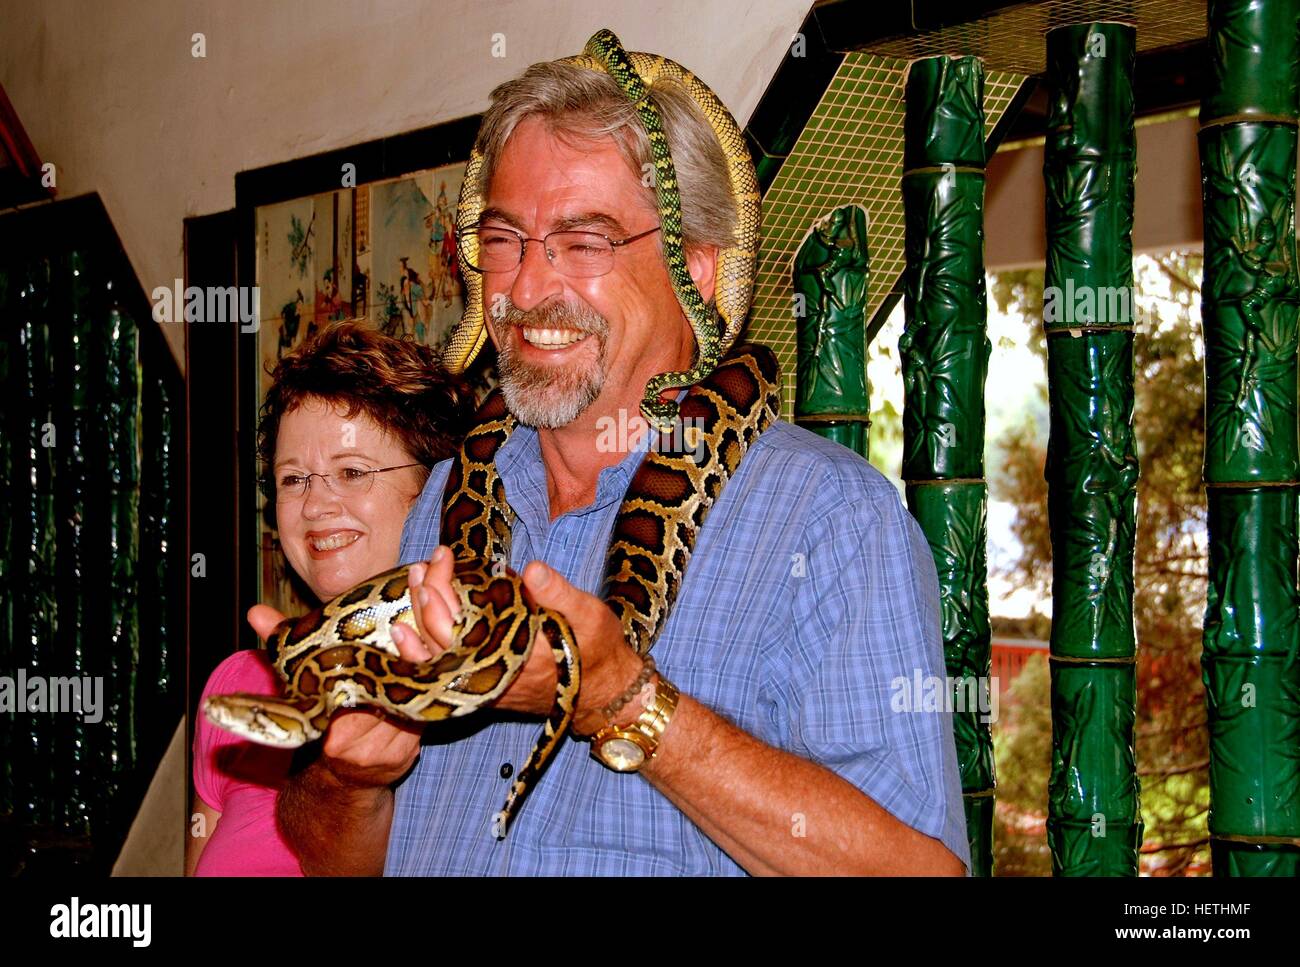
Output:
[473, 60, 737, 253]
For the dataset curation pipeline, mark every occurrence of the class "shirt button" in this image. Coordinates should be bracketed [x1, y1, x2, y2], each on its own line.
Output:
[500, 762, 514, 779]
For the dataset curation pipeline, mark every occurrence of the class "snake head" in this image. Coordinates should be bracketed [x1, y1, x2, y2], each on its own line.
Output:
[202, 694, 320, 748]
[640, 333, 724, 432]
[640, 395, 684, 434]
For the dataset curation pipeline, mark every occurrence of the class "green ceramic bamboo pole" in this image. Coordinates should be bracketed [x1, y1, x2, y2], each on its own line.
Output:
[900, 55, 992, 876]
[793, 205, 871, 457]
[1199, 0, 1300, 876]
[1043, 22, 1143, 876]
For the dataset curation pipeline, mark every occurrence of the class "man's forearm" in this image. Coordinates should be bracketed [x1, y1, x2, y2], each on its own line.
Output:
[641, 692, 965, 876]
[277, 763, 394, 876]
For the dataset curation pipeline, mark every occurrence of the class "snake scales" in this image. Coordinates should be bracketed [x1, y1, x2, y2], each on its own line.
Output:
[204, 29, 771, 838]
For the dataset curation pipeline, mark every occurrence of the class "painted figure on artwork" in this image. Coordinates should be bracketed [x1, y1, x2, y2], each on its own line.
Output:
[398, 256, 428, 340]
[277, 289, 306, 360]
[426, 181, 460, 312]
[439, 193, 459, 307]
[288, 212, 315, 279]
[425, 207, 446, 318]
[316, 268, 347, 322]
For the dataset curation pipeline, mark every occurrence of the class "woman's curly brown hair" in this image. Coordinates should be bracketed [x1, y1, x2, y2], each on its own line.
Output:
[256, 322, 475, 500]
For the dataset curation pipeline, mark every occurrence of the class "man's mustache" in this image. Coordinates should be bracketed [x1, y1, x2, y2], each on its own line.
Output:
[495, 300, 609, 338]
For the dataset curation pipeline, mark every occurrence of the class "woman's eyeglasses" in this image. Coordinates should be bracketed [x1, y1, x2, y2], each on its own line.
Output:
[270, 463, 423, 502]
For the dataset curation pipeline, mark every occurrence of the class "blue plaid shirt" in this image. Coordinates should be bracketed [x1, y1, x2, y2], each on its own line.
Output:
[385, 418, 971, 875]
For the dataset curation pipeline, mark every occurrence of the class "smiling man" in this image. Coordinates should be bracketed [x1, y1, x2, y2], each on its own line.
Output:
[270, 37, 970, 876]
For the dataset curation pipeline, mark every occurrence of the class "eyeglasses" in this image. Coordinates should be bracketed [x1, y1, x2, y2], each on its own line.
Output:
[458, 224, 661, 277]
[271, 463, 423, 502]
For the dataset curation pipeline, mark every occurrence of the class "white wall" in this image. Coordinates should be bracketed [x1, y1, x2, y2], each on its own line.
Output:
[1, 0, 812, 370]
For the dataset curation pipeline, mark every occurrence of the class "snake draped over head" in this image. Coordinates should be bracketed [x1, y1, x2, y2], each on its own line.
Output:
[442, 27, 761, 432]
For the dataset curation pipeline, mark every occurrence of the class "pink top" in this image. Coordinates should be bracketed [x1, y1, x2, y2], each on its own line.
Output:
[192, 650, 304, 876]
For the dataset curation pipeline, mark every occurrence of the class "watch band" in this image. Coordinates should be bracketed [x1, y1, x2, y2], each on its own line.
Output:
[590, 675, 680, 772]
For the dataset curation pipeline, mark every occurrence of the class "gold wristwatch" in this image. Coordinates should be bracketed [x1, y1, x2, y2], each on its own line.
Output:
[590, 676, 679, 772]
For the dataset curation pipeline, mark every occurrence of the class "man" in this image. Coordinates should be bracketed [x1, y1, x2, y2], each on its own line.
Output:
[257, 43, 970, 876]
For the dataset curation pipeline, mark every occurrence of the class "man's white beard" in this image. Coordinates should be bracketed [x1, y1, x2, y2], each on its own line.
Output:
[492, 298, 610, 429]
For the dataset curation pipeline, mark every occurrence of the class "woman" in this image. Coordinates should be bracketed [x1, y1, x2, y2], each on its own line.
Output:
[186, 321, 472, 876]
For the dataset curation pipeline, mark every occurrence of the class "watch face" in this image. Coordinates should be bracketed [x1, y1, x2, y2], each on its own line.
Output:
[599, 737, 647, 772]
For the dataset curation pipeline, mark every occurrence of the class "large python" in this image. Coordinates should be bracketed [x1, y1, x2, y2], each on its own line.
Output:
[204, 29, 770, 838]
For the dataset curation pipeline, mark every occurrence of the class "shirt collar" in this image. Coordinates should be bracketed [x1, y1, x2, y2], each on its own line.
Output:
[495, 404, 670, 520]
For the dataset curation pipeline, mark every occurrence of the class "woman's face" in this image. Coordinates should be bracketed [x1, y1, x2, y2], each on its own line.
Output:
[273, 397, 423, 602]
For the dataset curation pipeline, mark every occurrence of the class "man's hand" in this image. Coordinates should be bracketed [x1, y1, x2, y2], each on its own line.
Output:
[400, 547, 644, 735]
